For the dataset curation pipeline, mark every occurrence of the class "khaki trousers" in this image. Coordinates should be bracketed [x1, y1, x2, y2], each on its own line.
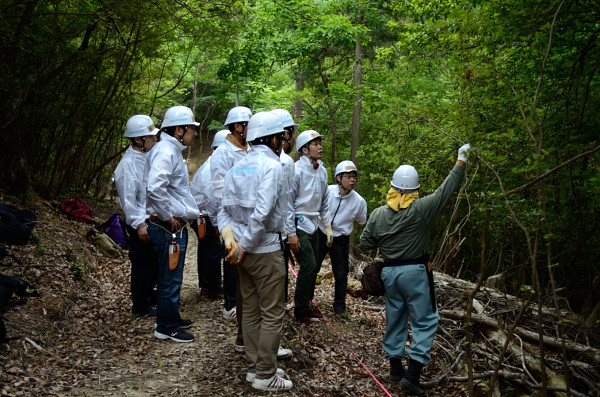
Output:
[238, 250, 286, 379]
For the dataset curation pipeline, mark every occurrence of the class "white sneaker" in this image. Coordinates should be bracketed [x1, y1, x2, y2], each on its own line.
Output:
[246, 367, 284, 382]
[252, 373, 293, 391]
[234, 344, 245, 353]
[223, 306, 237, 320]
[277, 346, 292, 359]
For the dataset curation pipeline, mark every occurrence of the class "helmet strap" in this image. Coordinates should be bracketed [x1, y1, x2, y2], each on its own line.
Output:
[178, 126, 193, 146]
[337, 175, 351, 195]
[133, 137, 148, 152]
[302, 145, 319, 165]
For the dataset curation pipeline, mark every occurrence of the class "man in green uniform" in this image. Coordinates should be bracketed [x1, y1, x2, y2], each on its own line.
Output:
[360, 143, 470, 395]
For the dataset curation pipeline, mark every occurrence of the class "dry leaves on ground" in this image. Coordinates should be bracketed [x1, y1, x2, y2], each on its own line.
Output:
[1, 199, 598, 396]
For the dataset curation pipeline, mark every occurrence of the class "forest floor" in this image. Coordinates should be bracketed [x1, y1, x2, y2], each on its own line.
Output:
[1, 197, 599, 397]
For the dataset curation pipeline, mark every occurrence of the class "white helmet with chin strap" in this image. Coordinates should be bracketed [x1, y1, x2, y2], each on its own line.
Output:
[211, 130, 229, 149]
[245, 111, 284, 143]
[160, 106, 200, 129]
[125, 115, 159, 138]
[335, 160, 358, 178]
[296, 130, 324, 153]
[224, 106, 252, 126]
[391, 165, 420, 192]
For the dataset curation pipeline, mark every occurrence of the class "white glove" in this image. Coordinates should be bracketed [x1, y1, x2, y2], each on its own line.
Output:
[457, 143, 470, 163]
[325, 225, 334, 248]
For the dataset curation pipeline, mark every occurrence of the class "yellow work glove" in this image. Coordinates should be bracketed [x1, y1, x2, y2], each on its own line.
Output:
[221, 225, 240, 263]
[325, 225, 334, 248]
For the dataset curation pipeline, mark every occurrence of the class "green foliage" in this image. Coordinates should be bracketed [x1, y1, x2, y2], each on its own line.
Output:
[0, 0, 598, 322]
[69, 261, 87, 279]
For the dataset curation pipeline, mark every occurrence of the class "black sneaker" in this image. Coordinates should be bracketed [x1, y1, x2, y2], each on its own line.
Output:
[154, 328, 194, 343]
[179, 318, 193, 329]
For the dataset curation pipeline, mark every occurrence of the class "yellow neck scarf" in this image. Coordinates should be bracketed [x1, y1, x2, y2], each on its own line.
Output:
[386, 187, 419, 211]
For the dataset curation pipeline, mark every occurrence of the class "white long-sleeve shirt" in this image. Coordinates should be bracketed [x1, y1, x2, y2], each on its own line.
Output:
[318, 185, 367, 237]
[280, 151, 295, 236]
[190, 155, 219, 223]
[210, 137, 248, 225]
[113, 146, 148, 229]
[287, 155, 331, 236]
[218, 145, 286, 254]
[144, 133, 199, 221]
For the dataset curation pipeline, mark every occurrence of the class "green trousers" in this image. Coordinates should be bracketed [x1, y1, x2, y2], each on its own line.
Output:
[293, 229, 320, 319]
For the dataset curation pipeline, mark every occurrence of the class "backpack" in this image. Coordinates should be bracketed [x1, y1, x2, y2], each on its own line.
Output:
[0, 204, 37, 245]
[360, 260, 385, 296]
[0, 274, 39, 343]
[86, 229, 125, 258]
[96, 212, 129, 248]
[59, 199, 95, 224]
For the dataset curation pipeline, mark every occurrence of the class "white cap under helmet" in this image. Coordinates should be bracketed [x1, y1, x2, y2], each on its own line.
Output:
[245, 111, 284, 142]
[391, 165, 420, 192]
[160, 106, 200, 129]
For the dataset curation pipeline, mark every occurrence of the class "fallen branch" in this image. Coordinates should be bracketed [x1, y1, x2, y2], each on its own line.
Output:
[430, 369, 587, 397]
[440, 309, 600, 363]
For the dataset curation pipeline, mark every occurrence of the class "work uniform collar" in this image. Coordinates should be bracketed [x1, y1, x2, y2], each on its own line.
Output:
[252, 144, 281, 161]
[333, 186, 352, 199]
[161, 132, 187, 152]
[299, 155, 322, 169]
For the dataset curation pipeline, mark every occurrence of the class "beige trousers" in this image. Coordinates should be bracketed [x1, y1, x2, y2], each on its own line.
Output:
[238, 250, 286, 379]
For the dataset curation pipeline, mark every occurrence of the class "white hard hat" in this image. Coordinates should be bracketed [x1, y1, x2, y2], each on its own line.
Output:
[160, 106, 200, 129]
[296, 130, 324, 153]
[125, 115, 159, 138]
[271, 108, 298, 128]
[391, 165, 420, 191]
[335, 160, 358, 177]
[245, 111, 284, 143]
[211, 130, 229, 148]
[224, 106, 252, 126]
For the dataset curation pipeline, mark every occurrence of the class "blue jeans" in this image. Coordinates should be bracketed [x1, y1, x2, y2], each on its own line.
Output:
[381, 264, 438, 365]
[148, 220, 188, 333]
[191, 216, 224, 291]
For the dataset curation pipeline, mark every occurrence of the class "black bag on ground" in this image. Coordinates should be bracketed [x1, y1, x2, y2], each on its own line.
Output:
[361, 261, 385, 296]
[0, 204, 37, 245]
[0, 273, 39, 343]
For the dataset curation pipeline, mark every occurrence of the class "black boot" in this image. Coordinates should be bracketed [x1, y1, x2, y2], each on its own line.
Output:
[389, 357, 405, 382]
[400, 358, 424, 395]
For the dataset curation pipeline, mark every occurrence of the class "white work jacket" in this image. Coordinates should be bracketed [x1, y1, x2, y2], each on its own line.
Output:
[318, 185, 367, 237]
[218, 145, 285, 254]
[280, 151, 295, 236]
[210, 138, 248, 225]
[144, 133, 199, 221]
[113, 146, 148, 229]
[287, 155, 331, 236]
[190, 155, 219, 224]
